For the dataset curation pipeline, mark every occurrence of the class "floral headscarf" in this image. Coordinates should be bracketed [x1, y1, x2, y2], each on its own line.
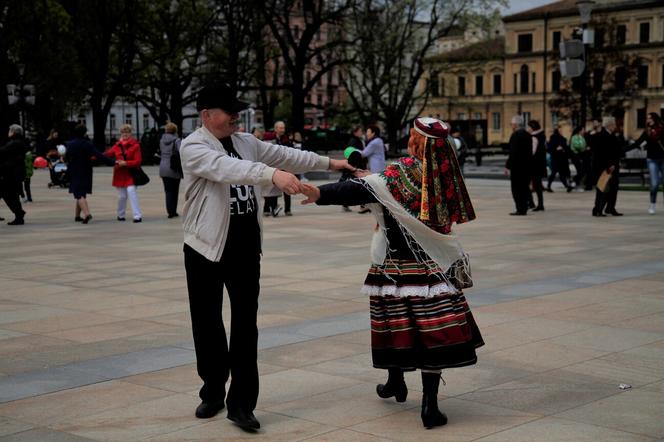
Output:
[379, 118, 475, 234]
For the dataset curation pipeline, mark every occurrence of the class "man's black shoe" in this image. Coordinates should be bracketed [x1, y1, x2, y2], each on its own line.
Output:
[532, 206, 544, 212]
[227, 408, 260, 431]
[592, 209, 606, 217]
[509, 211, 527, 216]
[7, 218, 24, 225]
[195, 399, 225, 419]
[607, 210, 623, 216]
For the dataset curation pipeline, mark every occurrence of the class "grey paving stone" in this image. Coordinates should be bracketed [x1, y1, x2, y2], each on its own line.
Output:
[0, 429, 96, 442]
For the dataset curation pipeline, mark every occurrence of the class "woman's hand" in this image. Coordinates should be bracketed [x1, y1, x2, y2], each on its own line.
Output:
[353, 169, 371, 178]
[117, 160, 127, 167]
[300, 183, 321, 204]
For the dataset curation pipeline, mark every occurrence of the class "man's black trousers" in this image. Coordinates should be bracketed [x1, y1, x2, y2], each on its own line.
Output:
[510, 173, 530, 214]
[594, 172, 619, 213]
[0, 178, 25, 218]
[184, 243, 260, 413]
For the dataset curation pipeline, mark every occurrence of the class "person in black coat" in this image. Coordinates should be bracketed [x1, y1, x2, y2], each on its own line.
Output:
[65, 125, 116, 223]
[527, 120, 547, 211]
[505, 115, 532, 215]
[546, 128, 573, 192]
[591, 117, 623, 216]
[0, 124, 27, 225]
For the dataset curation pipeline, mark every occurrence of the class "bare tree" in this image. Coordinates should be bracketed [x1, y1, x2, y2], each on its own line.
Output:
[262, 0, 356, 132]
[57, 0, 141, 148]
[344, 0, 503, 150]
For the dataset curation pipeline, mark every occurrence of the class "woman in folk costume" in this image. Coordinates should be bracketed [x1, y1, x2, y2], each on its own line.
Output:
[301, 117, 484, 429]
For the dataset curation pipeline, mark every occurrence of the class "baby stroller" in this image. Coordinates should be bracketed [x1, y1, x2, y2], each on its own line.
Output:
[47, 156, 69, 188]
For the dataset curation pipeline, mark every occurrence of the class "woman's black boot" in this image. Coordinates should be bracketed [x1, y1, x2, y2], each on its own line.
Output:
[376, 368, 408, 402]
[421, 372, 447, 429]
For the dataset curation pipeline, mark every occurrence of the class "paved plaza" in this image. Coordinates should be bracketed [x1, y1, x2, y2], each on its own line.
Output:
[1, 165, 664, 441]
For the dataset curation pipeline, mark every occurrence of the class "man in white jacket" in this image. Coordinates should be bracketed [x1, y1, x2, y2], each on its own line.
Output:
[180, 83, 350, 430]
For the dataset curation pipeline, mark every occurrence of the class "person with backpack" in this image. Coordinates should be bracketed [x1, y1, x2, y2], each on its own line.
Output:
[159, 122, 183, 219]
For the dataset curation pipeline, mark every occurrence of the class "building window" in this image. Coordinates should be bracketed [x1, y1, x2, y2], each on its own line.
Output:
[552, 31, 561, 51]
[517, 34, 533, 52]
[638, 65, 649, 89]
[317, 94, 322, 105]
[191, 118, 200, 131]
[640, 22, 650, 43]
[458, 113, 467, 120]
[430, 75, 440, 97]
[531, 72, 536, 93]
[440, 77, 445, 97]
[520, 64, 529, 93]
[474, 112, 482, 120]
[593, 68, 604, 91]
[475, 75, 483, 95]
[594, 29, 605, 47]
[616, 25, 627, 45]
[615, 66, 627, 90]
[125, 113, 132, 125]
[492, 112, 501, 130]
[513, 73, 517, 93]
[637, 108, 647, 128]
[662, 64, 664, 87]
[552, 70, 561, 92]
[142, 113, 150, 131]
[551, 112, 559, 127]
[493, 74, 502, 94]
[109, 114, 116, 131]
[522, 112, 531, 125]
[458, 76, 466, 96]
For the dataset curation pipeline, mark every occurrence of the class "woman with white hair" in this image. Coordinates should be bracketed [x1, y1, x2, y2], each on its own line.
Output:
[105, 124, 144, 222]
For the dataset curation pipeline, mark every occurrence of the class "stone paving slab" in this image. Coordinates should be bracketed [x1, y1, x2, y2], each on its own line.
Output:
[1, 167, 664, 440]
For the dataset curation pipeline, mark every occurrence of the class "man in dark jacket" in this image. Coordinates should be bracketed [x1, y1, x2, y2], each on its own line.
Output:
[527, 120, 547, 211]
[0, 124, 27, 225]
[505, 115, 532, 215]
[591, 117, 623, 216]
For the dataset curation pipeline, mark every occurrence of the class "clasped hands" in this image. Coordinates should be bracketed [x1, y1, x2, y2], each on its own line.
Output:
[271, 159, 371, 204]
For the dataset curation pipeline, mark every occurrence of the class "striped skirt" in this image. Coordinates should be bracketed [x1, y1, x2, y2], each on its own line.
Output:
[364, 259, 484, 370]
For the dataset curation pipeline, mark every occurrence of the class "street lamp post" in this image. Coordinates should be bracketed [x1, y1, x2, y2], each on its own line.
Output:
[576, 0, 595, 129]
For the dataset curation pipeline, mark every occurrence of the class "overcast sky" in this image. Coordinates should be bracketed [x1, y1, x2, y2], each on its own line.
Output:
[502, 0, 557, 15]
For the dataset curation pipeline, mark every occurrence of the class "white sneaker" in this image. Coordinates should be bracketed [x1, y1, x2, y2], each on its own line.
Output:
[648, 204, 656, 215]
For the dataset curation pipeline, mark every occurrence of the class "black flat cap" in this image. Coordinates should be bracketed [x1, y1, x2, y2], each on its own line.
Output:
[196, 82, 249, 113]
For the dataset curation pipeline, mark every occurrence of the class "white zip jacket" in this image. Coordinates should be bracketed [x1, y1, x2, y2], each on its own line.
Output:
[180, 126, 330, 261]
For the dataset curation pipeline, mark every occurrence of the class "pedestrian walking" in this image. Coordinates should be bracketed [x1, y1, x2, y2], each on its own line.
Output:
[21, 147, 34, 203]
[358, 124, 386, 214]
[546, 127, 573, 192]
[527, 120, 546, 211]
[301, 117, 483, 430]
[264, 121, 290, 216]
[65, 125, 116, 223]
[505, 115, 532, 215]
[633, 112, 664, 214]
[159, 122, 183, 219]
[0, 124, 27, 225]
[591, 117, 623, 217]
[583, 119, 602, 191]
[569, 126, 588, 189]
[451, 127, 469, 174]
[106, 124, 144, 222]
[180, 82, 351, 430]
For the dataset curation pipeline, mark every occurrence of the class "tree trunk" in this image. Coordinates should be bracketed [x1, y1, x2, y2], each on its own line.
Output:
[91, 94, 107, 149]
[169, 92, 184, 136]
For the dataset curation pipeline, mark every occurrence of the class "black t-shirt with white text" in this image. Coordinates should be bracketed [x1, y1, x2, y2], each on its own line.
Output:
[220, 136, 261, 255]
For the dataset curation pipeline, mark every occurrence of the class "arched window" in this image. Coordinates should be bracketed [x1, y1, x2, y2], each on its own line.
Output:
[520, 64, 529, 93]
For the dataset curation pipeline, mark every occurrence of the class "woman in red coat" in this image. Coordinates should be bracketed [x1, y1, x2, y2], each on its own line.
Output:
[106, 124, 143, 222]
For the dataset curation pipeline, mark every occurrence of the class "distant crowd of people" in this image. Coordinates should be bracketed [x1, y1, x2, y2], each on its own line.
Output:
[505, 112, 664, 216]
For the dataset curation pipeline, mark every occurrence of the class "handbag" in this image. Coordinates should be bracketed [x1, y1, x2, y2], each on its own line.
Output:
[170, 139, 183, 174]
[120, 145, 150, 186]
[596, 170, 611, 193]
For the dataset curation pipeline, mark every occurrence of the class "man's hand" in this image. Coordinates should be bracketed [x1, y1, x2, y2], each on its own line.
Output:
[300, 183, 320, 204]
[272, 170, 302, 195]
[329, 158, 355, 172]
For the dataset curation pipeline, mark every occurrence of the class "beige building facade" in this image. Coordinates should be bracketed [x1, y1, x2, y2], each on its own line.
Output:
[421, 0, 664, 145]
